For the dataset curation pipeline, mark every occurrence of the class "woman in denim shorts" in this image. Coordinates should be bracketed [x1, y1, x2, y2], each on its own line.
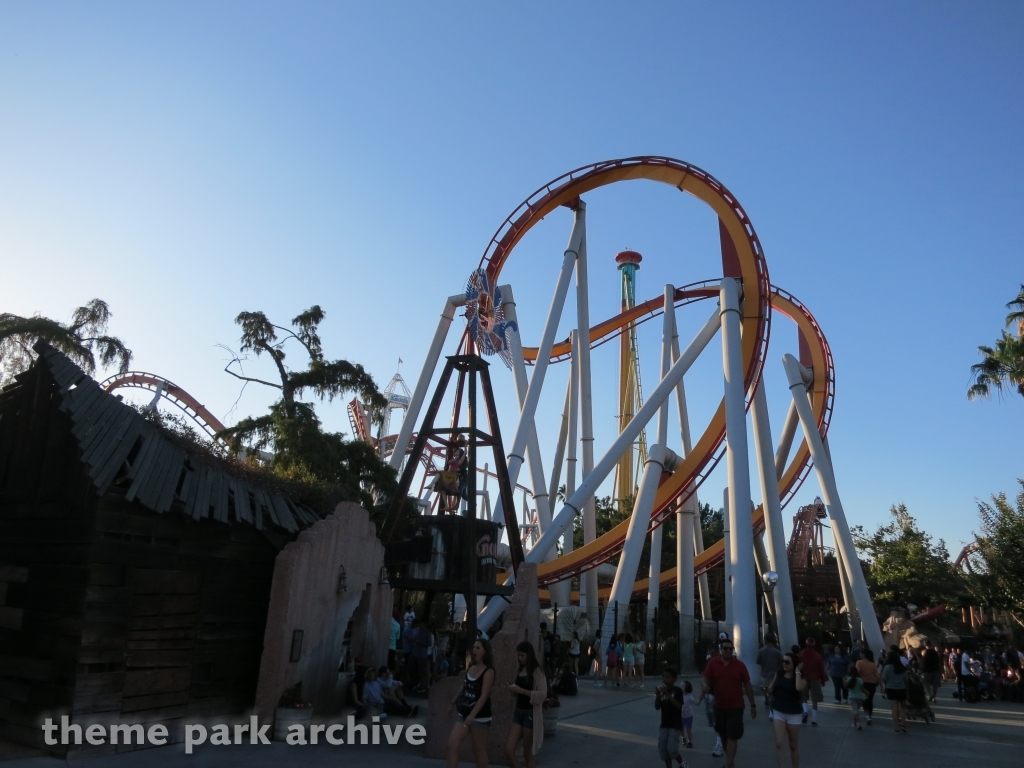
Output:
[504, 640, 547, 768]
[770, 653, 807, 768]
[446, 639, 494, 768]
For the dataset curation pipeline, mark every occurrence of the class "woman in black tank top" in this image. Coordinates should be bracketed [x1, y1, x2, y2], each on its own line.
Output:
[504, 640, 546, 768]
[446, 639, 494, 768]
[770, 652, 808, 768]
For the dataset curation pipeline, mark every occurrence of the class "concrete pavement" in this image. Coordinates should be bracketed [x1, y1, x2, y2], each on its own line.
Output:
[4, 676, 1021, 767]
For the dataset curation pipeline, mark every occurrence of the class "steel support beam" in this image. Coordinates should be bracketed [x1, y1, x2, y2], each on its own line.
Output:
[721, 278, 758, 669]
[671, 307, 712, 620]
[575, 230, 599, 634]
[493, 205, 585, 528]
[389, 293, 466, 468]
[782, 353, 884, 653]
[750, 382, 799, 650]
[601, 445, 680, 641]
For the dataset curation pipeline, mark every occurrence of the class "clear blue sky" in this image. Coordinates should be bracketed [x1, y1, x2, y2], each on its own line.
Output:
[2, 2, 1021, 555]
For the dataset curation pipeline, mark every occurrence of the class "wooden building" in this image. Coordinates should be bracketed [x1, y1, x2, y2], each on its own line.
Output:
[0, 343, 322, 753]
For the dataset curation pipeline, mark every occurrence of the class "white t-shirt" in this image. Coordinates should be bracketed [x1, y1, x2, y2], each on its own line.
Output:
[961, 653, 973, 676]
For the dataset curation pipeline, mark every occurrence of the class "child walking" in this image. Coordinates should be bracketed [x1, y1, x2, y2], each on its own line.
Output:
[654, 668, 688, 768]
[681, 680, 702, 748]
[844, 665, 866, 730]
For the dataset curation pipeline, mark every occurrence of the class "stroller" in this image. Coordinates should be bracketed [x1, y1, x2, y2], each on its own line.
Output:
[905, 670, 936, 723]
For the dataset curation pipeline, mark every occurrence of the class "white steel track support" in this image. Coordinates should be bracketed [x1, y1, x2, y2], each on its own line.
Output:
[601, 444, 680, 641]
[750, 383, 799, 650]
[493, 206, 585, 529]
[558, 331, 581, 606]
[671, 309, 712, 620]
[721, 278, 758, 669]
[782, 353, 885, 653]
[645, 285, 675, 638]
[575, 230, 599, 634]
[723, 487, 732, 630]
[773, 401, 800, 479]
[547, 373, 572, 516]
[389, 293, 466, 468]
[499, 286, 554, 537]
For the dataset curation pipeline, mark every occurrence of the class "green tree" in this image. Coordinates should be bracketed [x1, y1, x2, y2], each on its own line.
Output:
[218, 306, 395, 510]
[852, 504, 964, 612]
[968, 284, 1024, 400]
[567, 496, 723, 576]
[700, 502, 724, 546]
[969, 480, 1024, 623]
[0, 299, 132, 385]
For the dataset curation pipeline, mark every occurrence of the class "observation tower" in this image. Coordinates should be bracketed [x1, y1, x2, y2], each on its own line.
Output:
[614, 250, 648, 507]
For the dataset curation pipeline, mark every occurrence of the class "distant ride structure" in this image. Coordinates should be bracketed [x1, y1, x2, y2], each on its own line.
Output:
[100, 371, 227, 439]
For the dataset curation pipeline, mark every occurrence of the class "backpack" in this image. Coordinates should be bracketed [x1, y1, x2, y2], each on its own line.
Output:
[607, 646, 618, 666]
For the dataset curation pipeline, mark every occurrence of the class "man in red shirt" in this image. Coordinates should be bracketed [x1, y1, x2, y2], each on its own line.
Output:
[702, 638, 756, 768]
[797, 637, 827, 725]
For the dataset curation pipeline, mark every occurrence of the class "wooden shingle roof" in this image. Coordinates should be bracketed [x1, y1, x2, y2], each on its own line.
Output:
[32, 343, 321, 533]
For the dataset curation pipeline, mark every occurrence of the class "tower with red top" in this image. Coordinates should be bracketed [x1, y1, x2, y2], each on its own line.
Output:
[614, 250, 648, 507]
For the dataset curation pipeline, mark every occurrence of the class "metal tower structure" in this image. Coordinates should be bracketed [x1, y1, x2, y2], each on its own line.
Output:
[613, 250, 648, 507]
[380, 368, 412, 453]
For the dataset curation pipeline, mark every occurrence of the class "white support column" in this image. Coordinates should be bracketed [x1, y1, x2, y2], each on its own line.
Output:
[477, 303, 723, 632]
[601, 445, 680, 641]
[678, 496, 696, 671]
[782, 353, 885, 653]
[499, 286, 553, 534]
[550, 332, 580, 609]
[547, 374, 572, 512]
[720, 278, 758, 668]
[671, 311, 712, 619]
[723, 487, 733, 630]
[645, 284, 675, 637]
[753, 533, 776, 623]
[833, 532, 863, 641]
[575, 230, 599, 634]
[389, 293, 466, 468]
[750, 383, 800, 650]
[565, 330, 580, 547]
[493, 207, 585, 526]
[666, 289, 701, 667]
[773, 401, 800, 479]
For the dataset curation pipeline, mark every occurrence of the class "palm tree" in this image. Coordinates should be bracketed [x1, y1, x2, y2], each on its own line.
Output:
[0, 299, 132, 386]
[969, 333, 1024, 400]
[1006, 284, 1024, 337]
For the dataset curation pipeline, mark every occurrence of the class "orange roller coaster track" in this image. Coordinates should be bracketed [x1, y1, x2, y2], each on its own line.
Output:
[100, 371, 228, 440]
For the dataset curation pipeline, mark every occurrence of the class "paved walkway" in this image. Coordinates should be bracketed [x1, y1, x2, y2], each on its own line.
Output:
[5, 676, 1022, 767]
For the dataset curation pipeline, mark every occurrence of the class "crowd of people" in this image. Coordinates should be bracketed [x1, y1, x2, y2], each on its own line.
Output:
[351, 602, 1024, 768]
[944, 643, 1024, 702]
